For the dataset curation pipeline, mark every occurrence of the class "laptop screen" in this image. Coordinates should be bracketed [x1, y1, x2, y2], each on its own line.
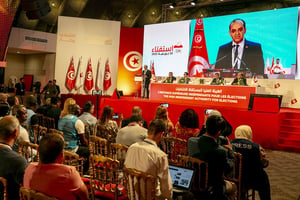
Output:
[168, 165, 194, 190]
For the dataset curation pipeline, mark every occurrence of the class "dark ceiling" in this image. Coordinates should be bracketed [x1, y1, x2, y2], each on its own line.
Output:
[12, 0, 300, 33]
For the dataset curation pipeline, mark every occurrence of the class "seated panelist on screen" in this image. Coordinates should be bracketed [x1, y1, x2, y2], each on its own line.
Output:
[178, 72, 191, 84]
[163, 72, 176, 83]
[231, 72, 247, 86]
[215, 18, 264, 75]
[210, 72, 225, 85]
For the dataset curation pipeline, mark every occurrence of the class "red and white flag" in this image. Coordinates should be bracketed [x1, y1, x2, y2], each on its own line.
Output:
[75, 56, 84, 91]
[291, 98, 298, 104]
[65, 57, 76, 91]
[150, 60, 156, 83]
[268, 57, 275, 74]
[103, 58, 112, 91]
[274, 83, 280, 89]
[95, 58, 103, 91]
[188, 19, 210, 77]
[84, 58, 94, 92]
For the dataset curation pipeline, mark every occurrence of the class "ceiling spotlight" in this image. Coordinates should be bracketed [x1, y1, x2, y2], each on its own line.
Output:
[169, 3, 176, 9]
[190, 1, 196, 6]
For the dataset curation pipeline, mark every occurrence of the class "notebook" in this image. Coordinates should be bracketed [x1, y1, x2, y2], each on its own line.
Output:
[168, 165, 195, 191]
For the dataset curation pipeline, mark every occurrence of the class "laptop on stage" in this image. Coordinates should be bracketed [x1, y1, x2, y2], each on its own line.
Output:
[168, 165, 195, 193]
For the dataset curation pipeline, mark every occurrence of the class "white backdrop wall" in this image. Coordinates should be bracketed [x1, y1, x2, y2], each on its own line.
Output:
[55, 16, 121, 95]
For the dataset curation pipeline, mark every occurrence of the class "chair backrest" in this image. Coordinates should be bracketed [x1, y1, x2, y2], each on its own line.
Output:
[0, 177, 7, 200]
[89, 136, 108, 156]
[122, 167, 156, 200]
[224, 152, 243, 200]
[48, 129, 64, 136]
[18, 141, 39, 162]
[161, 137, 188, 164]
[35, 113, 44, 126]
[84, 123, 91, 142]
[31, 125, 47, 144]
[63, 151, 84, 176]
[109, 143, 128, 169]
[90, 155, 120, 200]
[19, 187, 58, 200]
[43, 116, 55, 130]
[177, 155, 208, 192]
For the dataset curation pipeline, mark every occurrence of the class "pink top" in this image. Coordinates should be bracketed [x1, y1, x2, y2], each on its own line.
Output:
[23, 163, 87, 200]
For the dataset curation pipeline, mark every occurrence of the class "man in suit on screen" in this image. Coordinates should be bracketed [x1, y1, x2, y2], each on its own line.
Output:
[215, 18, 264, 75]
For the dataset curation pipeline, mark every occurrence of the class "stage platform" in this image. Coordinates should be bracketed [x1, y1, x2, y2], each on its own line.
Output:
[61, 94, 300, 153]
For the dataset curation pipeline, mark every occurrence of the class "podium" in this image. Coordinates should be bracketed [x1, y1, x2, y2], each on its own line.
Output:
[134, 75, 142, 98]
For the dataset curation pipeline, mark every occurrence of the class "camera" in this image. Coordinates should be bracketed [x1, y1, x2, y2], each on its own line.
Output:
[205, 109, 214, 115]
[160, 103, 169, 108]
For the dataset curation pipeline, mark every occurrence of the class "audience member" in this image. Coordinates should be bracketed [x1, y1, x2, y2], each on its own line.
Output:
[116, 115, 147, 146]
[231, 125, 270, 200]
[35, 97, 51, 115]
[173, 108, 200, 140]
[94, 106, 122, 141]
[121, 106, 148, 129]
[0, 116, 27, 200]
[44, 97, 61, 128]
[0, 93, 8, 104]
[189, 115, 236, 200]
[61, 97, 76, 118]
[53, 79, 60, 97]
[41, 80, 57, 100]
[58, 104, 89, 173]
[124, 119, 172, 199]
[24, 95, 38, 126]
[12, 105, 30, 152]
[7, 95, 19, 108]
[78, 101, 97, 130]
[154, 106, 174, 133]
[23, 133, 89, 200]
[0, 102, 10, 119]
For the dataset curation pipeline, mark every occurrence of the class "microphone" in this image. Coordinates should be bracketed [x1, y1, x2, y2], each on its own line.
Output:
[211, 54, 230, 69]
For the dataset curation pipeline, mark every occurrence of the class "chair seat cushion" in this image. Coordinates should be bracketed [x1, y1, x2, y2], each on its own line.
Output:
[94, 184, 126, 200]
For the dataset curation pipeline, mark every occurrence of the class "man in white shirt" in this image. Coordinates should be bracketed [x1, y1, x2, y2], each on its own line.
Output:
[116, 115, 147, 146]
[124, 119, 172, 199]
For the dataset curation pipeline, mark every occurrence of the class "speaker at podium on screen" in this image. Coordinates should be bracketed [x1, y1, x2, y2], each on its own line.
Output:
[248, 94, 282, 113]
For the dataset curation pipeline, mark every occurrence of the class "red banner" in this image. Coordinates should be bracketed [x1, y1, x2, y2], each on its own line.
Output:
[150, 83, 256, 109]
[117, 27, 144, 96]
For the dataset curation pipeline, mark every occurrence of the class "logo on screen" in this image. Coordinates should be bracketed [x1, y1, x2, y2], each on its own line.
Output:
[151, 43, 183, 56]
[123, 51, 142, 72]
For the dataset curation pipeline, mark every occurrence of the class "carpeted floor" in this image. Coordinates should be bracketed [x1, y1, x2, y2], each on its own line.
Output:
[264, 149, 300, 200]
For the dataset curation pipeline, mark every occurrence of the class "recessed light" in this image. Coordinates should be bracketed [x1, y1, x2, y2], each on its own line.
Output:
[17, 51, 21, 54]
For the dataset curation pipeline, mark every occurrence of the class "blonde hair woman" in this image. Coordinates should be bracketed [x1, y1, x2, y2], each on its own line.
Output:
[60, 98, 76, 118]
[154, 106, 174, 133]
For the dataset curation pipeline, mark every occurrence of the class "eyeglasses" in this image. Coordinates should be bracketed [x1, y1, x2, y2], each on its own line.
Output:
[230, 27, 244, 33]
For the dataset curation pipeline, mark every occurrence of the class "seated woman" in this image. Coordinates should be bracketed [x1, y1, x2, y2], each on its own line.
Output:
[154, 105, 174, 134]
[94, 106, 122, 143]
[60, 98, 76, 118]
[231, 125, 270, 200]
[173, 108, 200, 140]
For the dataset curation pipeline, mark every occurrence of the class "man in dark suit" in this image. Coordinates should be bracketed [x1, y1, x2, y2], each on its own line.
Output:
[142, 65, 151, 99]
[215, 18, 264, 75]
[210, 72, 225, 85]
[190, 115, 235, 200]
[231, 72, 247, 86]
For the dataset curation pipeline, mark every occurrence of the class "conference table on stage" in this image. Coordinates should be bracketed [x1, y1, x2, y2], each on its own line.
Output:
[150, 83, 257, 110]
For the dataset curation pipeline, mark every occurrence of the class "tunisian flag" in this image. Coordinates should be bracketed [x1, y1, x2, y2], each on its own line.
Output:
[103, 58, 112, 91]
[65, 57, 76, 91]
[95, 58, 103, 91]
[75, 56, 84, 91]
[84, 58, 94, 92]
[150, 60, 156, 83]
[188, 19, 210, 77]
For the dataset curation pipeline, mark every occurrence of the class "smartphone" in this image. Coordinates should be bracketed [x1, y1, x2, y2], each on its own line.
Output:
[205, 109, 214, 115]
[112, 113, 120, 120]
[160, 103, 169, 108]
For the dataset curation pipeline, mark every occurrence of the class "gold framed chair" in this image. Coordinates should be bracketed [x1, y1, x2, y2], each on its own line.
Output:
[31, 125, 47, 144]
[48, 129, 64, 136]
[90, 155, 124, 200]
[63, 151, 84, 176]
[18, 141, 39, 162]
[109, 143, 128, 169]
[19, 187, 58, 200]
[0, 177, 7, 200]
[122, 167, 156, 200]
[161, 137, 188, 164]
[35, 113, 44, 126]
[224, 152, 243, 200]
[89, 136, 108, 156]
[43, 116, 55, 130]
[177, 155, 209, 192]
